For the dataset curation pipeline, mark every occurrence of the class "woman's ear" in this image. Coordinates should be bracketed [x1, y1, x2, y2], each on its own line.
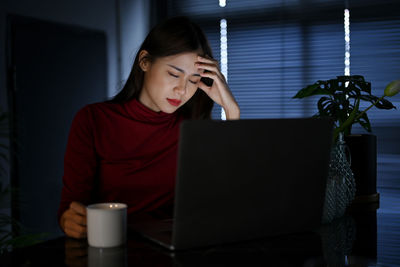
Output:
[139, 50, 151, 72]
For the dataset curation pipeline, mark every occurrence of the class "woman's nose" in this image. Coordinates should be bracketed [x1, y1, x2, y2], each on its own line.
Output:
[174, 81, 187, 95]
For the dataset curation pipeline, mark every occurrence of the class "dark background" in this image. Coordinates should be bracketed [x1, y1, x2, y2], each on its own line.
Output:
[0, 0, 398, 259]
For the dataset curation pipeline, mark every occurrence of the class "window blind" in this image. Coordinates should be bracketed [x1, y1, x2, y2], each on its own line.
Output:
[165, 0, 399, 124]
[351, 19, 400, 127]
[167, 0, 344, 119]
[227, 18, 343, 119]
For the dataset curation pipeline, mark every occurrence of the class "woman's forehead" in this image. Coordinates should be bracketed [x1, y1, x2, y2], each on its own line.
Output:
[162, 52, 199, 62]
[158, 52, 201, 74]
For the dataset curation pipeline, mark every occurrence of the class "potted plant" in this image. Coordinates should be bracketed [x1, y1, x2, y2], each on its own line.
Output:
[293, 75, 399, 212]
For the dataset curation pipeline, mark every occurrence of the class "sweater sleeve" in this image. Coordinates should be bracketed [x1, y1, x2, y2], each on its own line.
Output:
[57, 106, 98, 224]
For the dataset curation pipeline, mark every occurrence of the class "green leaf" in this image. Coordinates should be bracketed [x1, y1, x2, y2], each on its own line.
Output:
[358, 94, 396, 110]
[317, 97, 331, 114]
[355, 79, 371, 95]
[384, 80, 400, 97]
[359, 94, 378, 103]
[374, 97, 396, 110]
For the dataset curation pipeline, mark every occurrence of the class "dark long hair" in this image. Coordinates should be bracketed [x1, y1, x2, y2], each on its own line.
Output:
[111, 16, 214, 119]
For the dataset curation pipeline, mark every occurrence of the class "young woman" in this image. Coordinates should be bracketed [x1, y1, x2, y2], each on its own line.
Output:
[58, 16, 240, 239]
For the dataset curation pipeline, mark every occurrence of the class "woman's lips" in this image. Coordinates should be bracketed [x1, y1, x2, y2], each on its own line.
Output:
[167, 98, 182, 106]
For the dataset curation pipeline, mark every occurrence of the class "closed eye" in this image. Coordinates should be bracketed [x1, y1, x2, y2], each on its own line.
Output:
[189, 80, 198, 85]
[168, 72, 179, 78]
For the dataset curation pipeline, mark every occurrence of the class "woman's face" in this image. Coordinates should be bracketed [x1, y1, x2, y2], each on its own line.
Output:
[139, 51, 202, 113]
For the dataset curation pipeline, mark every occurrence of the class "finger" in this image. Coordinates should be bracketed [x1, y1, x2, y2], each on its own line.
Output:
[196, 62, 220, 74]
[199, 67, 227, 84]
[195, 60, 221, 73]
[195, 60, 217, 68]
[64, 220, 87, 235]
[65, 221, 87, 235]
[195, 60, 219, 71]
[70, 202, 87, 216]
[71, 212, 87, 226]
[197, 55, 217, 64]
[65, 228, 87, 239]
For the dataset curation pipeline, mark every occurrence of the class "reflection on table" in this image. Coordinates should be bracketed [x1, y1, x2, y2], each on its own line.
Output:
[2, 206, 397, 267]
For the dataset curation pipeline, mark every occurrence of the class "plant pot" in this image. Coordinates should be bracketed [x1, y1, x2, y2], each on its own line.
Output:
[344, 134, 379, 205]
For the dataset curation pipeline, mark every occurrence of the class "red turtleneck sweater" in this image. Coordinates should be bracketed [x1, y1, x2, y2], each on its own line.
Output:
[58, 99, 184, 222]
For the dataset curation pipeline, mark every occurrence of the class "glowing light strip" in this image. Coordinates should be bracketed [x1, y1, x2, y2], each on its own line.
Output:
[344, 9, 350, 76]
[219, 0, 226, 8]
[220, 18, 228, 120]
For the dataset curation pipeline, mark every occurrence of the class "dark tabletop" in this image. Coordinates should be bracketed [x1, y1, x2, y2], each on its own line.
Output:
[1, 206, 399, 267]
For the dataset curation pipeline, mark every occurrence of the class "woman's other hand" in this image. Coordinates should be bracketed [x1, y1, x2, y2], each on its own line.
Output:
[60, 201, 87, 239]
[196, 56, 240, 120]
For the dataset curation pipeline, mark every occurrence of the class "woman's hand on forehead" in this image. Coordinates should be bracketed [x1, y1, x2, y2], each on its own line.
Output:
[195, 55, 240, 120]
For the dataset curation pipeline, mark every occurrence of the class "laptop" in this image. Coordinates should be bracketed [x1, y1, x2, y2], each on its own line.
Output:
[130, 118, 333, 251]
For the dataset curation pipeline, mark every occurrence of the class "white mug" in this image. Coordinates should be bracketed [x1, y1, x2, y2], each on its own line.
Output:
[86, 203, 127, 248]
